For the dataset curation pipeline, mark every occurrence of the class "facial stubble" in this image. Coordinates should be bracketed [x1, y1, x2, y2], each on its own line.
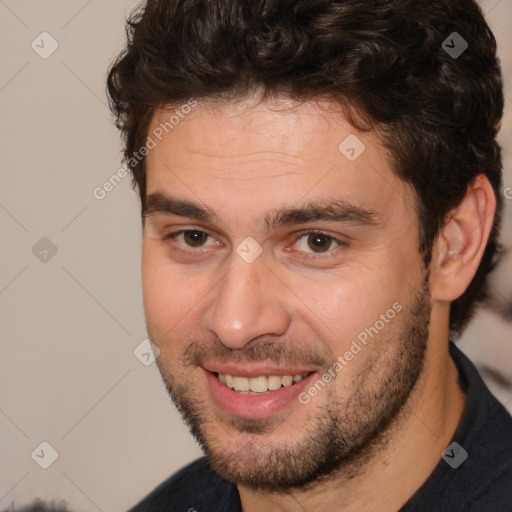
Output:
[154, 278, 430, 492]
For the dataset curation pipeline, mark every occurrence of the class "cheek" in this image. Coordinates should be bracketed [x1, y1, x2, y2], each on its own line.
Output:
[141, 247, 208, 343]
[305, 266, 406, 357]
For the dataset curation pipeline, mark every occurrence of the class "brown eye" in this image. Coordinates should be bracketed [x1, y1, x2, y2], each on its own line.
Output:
[306, 233, 334, 253]
[183, 230, 209, 247]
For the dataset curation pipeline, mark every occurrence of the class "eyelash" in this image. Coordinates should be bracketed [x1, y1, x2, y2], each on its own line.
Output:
[161, 229, 347, 258]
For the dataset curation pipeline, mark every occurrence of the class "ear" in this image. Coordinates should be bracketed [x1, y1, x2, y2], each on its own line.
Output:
[430, 174, 497, 302]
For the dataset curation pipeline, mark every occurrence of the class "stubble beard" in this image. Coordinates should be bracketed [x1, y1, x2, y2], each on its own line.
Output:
[154, 277, 431, 492]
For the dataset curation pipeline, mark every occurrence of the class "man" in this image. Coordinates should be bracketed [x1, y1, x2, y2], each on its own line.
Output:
[107, 0, 512, 510]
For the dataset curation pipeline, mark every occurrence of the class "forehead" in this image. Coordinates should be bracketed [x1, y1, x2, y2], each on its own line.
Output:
[144, 95, 416, 226]
[148, 96, 364, 166]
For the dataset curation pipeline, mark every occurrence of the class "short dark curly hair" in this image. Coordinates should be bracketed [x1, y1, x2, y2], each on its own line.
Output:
[107, 0, 504, 336]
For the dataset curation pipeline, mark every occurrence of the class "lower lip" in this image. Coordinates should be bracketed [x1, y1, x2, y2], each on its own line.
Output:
[204, 370, 317, 419]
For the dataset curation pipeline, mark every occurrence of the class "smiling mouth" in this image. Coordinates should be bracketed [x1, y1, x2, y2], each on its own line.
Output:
[215, 372, 312, 394]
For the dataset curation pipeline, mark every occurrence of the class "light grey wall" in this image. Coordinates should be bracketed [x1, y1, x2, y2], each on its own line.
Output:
[0, 1, 510, 511]
[0, 2, 202, 511]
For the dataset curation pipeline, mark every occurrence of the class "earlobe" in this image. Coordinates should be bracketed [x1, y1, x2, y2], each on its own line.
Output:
[430, 174, 496, 302]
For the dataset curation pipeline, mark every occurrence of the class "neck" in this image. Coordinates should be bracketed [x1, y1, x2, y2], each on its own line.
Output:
[238, 333, 466, 512]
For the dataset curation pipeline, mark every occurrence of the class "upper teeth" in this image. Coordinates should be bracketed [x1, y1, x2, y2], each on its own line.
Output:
[218, 373, 308, 393]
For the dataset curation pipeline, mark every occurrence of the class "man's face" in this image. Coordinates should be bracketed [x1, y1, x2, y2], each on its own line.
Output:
[142, 96, 431, 490]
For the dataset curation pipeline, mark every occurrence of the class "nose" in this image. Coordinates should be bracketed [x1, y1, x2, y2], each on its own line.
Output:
[202, 254, 291, 349]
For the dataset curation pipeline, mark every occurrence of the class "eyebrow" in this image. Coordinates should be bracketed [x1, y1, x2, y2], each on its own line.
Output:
[144, 192, 379, 231]
[145, 192, 221, 223]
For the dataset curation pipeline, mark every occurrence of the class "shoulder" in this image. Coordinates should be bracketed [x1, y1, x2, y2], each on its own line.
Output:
[128, 457, 241, 512]
[447, 343, 512, 506]
[403, 343, 512, 511]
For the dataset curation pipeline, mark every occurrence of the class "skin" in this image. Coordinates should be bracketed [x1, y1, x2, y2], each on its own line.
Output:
[141, 93, 496, 511]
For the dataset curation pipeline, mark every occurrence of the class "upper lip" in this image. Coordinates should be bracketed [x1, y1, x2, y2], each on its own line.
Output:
[202, 363, 315, 378]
